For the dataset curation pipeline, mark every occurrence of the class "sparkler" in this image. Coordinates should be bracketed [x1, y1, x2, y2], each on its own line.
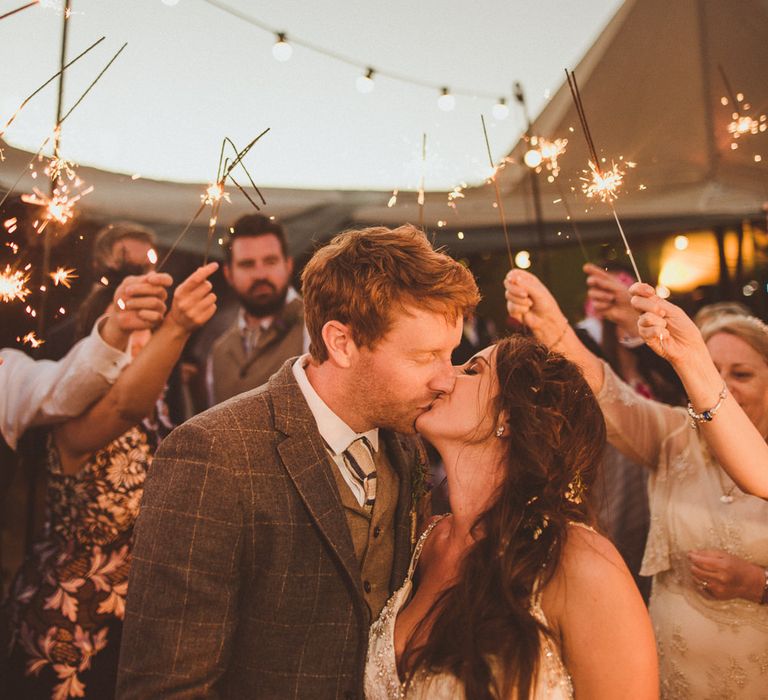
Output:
[49, 266, 77, 288]
[0, 265, 31, 302]
[480, 114, 514, 268]
[0, 36, 106, 152]
[0, 0, 39, 22]
[553, 179, 589, 264]
[156, 129, 270, 271]
[21, 179, 93, 234]
[418, 133, 427, 231]
[718, 65, 767, 148]
[19, 331, 44, 348]
[526, 136, 568, 179]
[565, 68, 642, 282]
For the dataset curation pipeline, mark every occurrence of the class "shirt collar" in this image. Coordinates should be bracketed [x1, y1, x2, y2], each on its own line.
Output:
[291, 354, 379, 455]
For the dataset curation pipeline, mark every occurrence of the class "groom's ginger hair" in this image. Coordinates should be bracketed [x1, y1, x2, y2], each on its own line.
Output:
[301, 224, 480, 362]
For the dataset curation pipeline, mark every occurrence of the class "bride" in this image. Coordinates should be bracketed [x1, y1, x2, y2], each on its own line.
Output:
[365, 334, 658, 699]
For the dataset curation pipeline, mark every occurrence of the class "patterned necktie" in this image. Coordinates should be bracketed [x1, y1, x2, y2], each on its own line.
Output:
[343, 437, 377, 510]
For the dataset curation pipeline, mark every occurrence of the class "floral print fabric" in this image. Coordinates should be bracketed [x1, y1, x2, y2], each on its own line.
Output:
[6, 426, 152, 700]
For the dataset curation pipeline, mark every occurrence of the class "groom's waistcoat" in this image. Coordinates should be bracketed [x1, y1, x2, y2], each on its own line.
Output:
[331, 445, 399, 621]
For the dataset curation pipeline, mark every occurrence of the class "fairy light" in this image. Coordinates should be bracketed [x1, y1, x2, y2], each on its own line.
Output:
[272, 33, 292, 61]
[515, 250, 532, 269]
[0, 265, 31, 302]
[387, 189, 398, 208]
[356, 67, 375, 94]
[147, 248, 158, 265]
[437, 87, 455, 112]
[49, 266, 77, 288]
[492, 98, 509, 120]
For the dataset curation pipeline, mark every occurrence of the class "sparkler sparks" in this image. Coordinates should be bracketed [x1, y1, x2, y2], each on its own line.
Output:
[21, 178, 93, 233]
[49, 266, 77, 288]
[527, 136, 568, 178]
[0, 265, 31, 302]
[19, 331, 44, 348]
[581, 161, 624, 202]
[201, 181, 230, 206]
[447, 184, 466, 210]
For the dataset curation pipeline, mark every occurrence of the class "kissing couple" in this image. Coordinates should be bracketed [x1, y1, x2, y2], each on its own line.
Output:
[117, 225, 656, 699]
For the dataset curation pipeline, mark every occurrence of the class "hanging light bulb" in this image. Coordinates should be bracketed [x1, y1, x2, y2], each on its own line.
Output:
[272, 33, 293, 62]
[492, 98, 509, 120]
[437, 87, 455, 112]
[356, 67, 375, 94]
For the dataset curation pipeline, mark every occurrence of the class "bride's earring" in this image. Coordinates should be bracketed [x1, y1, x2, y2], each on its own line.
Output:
[495, 425, 505, 437]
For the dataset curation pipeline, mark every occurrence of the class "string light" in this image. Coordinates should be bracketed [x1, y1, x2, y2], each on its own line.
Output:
[356, 67, 375, 94]
[523, 148, 542, 168]
[492, 98, 509, 121]
[437, 87, 455, 112]
[272, 32, 292, 62]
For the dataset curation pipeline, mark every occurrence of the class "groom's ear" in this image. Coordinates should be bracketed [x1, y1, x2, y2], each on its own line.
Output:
[321, 320, 358, 368]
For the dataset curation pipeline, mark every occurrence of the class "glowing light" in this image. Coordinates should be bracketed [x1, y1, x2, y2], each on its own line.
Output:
[99, 276, 109, 286]
[756, 155, 763, 163]
[147, 248, 158, 265]
[0, 265, 31, 302]
[447, 184, 465, 210]
[457, 231, 464, 240]
[116, 297, 126, 310]
[201, 181, 229, 206]
[387, 189, 398, 208]
[581, 161, 624, 203]
[49, 266, 77, 288]
[21, 173, 94, 233]
[674, 235, 689, 251]
[272, 33, 292, 62]
[437, 87, 455, 112]
[356, 68, 375, 94]
[515, 250, 531, 269]
[655, 285, 671, 299]
[492, 98, 509, 120]
[537, 138, 568, 177]
[4, 217, 18, 234]
[20, 331, 44, 348]
[523, 148, 542, 168]
[728, 115, 760, 138]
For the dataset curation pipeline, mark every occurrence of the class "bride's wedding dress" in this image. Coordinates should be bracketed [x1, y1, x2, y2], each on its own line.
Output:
[364, 517, 574, 699]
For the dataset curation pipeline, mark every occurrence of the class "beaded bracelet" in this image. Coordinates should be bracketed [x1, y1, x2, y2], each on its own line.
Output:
[686, 383, 727, 429]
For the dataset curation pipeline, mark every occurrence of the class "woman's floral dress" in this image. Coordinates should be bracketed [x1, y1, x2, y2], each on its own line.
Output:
[5, 425, 153, 700]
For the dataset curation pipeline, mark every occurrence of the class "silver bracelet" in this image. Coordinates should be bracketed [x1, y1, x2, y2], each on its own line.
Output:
[686, 383, 727, 429]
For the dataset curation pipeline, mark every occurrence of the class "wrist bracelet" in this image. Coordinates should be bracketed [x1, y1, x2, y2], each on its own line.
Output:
[761, 567, 768, 605]
[550, 321, 569, 349]
[686, 383, 727, 429]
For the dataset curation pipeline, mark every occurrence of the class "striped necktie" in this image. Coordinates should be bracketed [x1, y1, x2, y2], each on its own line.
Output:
[343, 437, 377, 510]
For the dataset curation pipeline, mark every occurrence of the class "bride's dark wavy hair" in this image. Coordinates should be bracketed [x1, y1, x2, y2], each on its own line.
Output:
[401, 333, 606, 699]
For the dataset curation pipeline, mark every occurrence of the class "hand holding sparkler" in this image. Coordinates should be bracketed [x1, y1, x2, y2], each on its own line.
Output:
[504, 269, 571, 348]
[629, 282, 704, 365]
[102, 272, 172, 350]
[583, 262, 641, 340]
[164, 262, 218, 334]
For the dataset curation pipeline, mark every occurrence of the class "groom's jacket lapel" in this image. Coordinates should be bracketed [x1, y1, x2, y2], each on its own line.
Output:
[269, 363, 367, 609]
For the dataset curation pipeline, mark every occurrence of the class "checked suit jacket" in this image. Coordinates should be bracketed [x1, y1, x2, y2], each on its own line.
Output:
[116, 359, 419, 700]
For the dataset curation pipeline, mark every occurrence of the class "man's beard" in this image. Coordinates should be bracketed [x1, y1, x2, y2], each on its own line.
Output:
[237, 281, 289, 318]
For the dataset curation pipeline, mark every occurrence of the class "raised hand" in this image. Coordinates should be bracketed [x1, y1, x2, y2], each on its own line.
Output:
[166, 262, 218, 332]
[583, 263, 641, 339]
[504, 269, 569, 345]
[629, 282, 707, 365]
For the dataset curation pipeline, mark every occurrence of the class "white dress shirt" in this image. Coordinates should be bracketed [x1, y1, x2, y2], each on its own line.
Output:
[292, 355, 378, 506]
[0, 315, 130, 449]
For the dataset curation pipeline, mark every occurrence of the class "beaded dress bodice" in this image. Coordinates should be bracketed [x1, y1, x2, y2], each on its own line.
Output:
[364, 516, 574, 699]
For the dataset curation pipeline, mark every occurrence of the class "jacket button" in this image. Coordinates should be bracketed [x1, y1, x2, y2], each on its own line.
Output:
[363, 580, 372, 593]
[373, 526, 381, 538]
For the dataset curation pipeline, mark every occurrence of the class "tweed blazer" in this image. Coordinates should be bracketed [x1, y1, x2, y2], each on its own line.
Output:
[116, 359, 419, 700]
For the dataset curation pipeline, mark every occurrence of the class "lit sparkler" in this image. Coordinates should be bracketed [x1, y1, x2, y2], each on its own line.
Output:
[49, 266, 77, 288]
[718, 65, 767, 148]
[527, 136, 568, 178]
[447, 184, 466, 211]
[565, 68, 642, 282]
[21, 179, 93, 234]
[19, 331, 44, 348]
[0, 265, 31, 302]
[480, 114, 514, 268]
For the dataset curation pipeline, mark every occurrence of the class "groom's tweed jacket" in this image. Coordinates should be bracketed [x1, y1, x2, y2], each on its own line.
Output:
[116, 359, 418, 700]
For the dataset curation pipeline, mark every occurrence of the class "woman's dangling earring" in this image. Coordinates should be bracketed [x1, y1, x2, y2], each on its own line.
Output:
[495, 425, 505, 437]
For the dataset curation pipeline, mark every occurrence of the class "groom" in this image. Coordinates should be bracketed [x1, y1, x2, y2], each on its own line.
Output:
[117, 225, 479, 699]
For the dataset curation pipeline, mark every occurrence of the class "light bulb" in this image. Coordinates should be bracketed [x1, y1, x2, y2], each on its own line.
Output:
[492, 98, 509, 120]
[272, 33, 292, 62]
[356, 68, 375, 94]
[674, 235, 689, 251]
[523, 148, 542, 168]
[437, 87, 455, 112]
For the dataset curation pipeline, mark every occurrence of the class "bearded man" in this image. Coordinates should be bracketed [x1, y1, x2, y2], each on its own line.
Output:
[206, 214, 308, 405]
